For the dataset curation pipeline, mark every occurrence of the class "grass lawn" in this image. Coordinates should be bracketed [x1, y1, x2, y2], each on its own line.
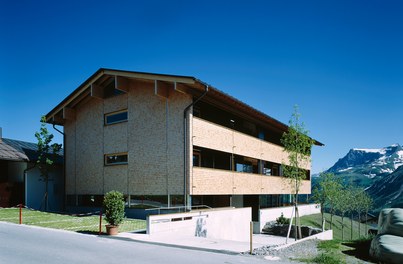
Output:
[299, 212, 371, 241]
[304, 238, 375, 264]
[298, 213, 375, 263]
[0, 208, 146, 234]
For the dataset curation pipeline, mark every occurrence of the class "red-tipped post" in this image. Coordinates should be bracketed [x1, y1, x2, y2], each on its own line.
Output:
[19, 204, 22, 224]
[99, 209, 103, 235]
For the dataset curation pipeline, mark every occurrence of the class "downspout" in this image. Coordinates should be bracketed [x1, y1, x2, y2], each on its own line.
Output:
[53, 124, 65, 211]
[183, 84, 209, 210]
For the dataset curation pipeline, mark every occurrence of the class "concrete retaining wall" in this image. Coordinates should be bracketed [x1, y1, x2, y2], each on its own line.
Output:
[147, 207, 251, 242]
[260, 204, 321, 231]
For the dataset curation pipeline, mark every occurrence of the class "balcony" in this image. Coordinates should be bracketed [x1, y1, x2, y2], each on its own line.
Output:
[192, 117, 310, 169]
[191, 167, 311, 195]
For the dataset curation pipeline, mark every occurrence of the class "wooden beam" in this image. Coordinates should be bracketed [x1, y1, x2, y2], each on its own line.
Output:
[154, 80, 173, 99]
[103, 69, 196, 84]
[174, 82, 188, 94]
[91, 83, 104, 99]
[52, 116, 64, 125]
[63, 107, 75, 120]
[115, 76, 129, 92]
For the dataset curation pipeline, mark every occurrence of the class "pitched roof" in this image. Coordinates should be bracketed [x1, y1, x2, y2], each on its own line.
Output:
[0, 138, 63, 163]
[45, 68, 323, 146]
[0, 139, 29, 161]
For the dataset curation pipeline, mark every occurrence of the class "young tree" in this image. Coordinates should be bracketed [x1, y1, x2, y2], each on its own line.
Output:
[334, 187, 350, 241]
[355, 189, 365, 238]
[362, 192, 373, 236]
[35, 116, 62, 211]
[311, 172, 342, 230]
[311, 181, 327, 231]
[355, 188, 373, 238]
[347, 185, 359, 240]
[281, 105, 315, 240]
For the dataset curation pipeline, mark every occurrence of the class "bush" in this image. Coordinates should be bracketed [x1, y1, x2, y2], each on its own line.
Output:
[103, 191, 125, 226]
[276, 212, 290, 225]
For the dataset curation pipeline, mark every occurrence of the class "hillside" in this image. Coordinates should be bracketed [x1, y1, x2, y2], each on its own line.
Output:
[300, 213, 370, 241]
[366, 165, 403, 211]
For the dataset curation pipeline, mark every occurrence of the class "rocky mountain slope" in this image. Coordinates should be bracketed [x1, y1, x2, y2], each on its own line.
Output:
[326, 144, 403, 187]
[366, 165, 403, 211]
[313, 144, 403, 212]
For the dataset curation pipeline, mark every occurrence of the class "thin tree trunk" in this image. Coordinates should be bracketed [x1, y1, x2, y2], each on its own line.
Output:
[350, 212, 353, 240]
[341, 214, 344, 241]
[320, 203, 325, 231]
[296, 194, 302, 239]
[296, 206, 302, 239]
[321, 210, 325, 231]
[45, 178, 48, 212]
[365, 210, 368, 236]
[294, 195, 298, 241]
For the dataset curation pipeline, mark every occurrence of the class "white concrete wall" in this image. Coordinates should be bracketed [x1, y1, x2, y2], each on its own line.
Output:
[147, 207, 252, 242]
[260, 204, 321, 231]
[275, 230, 333, 250]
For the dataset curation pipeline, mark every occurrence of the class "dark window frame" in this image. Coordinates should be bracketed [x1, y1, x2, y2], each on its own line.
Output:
[104, 153, 128, 166]
[104, 110, 128, 125]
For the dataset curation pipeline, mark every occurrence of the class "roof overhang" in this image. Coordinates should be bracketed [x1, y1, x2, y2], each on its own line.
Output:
[46, 68, 206, 125]
[45, 68, 324, 146]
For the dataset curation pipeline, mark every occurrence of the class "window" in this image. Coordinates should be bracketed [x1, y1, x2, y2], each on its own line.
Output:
[105, 110, 128, 125]
[272, 164, 279, 176]
[105, 153, 128, 166]
[193, 150, 201, 167]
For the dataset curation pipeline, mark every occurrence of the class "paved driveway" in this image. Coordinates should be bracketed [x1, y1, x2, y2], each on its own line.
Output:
[0, 222, 289, 264]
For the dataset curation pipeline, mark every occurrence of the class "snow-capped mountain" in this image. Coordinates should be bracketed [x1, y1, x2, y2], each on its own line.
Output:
[326, 144, 403, 186]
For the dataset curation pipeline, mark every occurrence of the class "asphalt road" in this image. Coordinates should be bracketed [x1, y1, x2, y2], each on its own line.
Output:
[0, 222, 279, 264]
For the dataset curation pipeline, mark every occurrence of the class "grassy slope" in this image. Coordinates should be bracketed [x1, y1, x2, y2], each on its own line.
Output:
[299, 213, 375, 263]
[300, 212, 371, 241]
[0, 208, 146, 234]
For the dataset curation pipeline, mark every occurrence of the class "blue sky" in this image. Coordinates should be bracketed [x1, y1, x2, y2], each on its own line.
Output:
[1, 0, 402, 173]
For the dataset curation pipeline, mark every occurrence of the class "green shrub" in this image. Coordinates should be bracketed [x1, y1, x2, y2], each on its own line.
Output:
[276, 212, 290, 225]
[103, 191, 125, 226]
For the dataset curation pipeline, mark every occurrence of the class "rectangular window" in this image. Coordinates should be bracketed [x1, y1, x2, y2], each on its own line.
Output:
[105, 110, 128, 125]
[105, 153, 128, 166]
[193, 150, 201, 167]
[272, 164, 279, 176]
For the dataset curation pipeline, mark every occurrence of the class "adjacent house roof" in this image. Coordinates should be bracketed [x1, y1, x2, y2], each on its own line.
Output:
[0, 139, 30, 161]
[0, 138, 63, 163]
[45, 68, 323, 146]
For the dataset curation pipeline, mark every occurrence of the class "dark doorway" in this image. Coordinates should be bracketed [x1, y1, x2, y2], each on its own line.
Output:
[243, 195, 259, 221]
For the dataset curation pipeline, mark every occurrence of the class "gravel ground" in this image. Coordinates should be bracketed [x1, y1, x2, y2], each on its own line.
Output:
[242, 238, 320, 263]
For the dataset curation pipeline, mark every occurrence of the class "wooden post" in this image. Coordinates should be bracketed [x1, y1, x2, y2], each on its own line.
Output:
[250, 221, 253, 254]
[19, 204, 22, 224]
[99, 209, 103, 235]
[286, 206, 295, 244]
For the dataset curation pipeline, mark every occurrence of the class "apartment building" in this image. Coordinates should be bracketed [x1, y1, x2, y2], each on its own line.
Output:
[46, 68, 322, 217]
